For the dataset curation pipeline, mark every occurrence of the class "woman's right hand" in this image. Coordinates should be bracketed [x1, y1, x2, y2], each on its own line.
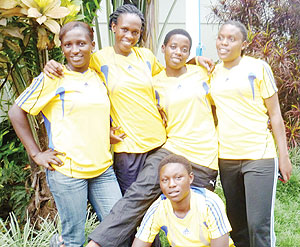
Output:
[44, 60, 64, 79]
[32, 149, 64, 171]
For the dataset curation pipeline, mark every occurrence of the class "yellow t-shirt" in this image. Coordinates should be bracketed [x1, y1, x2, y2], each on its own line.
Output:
[153, 65, 218, 170]
[210, 56, 277, 159]
[136, 187, 234, 246]
[89, 47, 166, 153]
[16, 68, 112, 178]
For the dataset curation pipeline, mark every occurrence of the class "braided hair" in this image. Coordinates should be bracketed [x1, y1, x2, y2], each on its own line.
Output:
[109, 4, 145, 34]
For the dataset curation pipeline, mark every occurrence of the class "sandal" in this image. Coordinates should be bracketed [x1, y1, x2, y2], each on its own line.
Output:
[50, 233, 64, 247]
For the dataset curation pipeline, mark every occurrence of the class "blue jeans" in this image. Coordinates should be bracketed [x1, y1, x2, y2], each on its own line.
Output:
[46, 166, 122, 247]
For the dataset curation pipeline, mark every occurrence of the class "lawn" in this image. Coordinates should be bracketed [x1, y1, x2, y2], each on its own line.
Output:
[0, 148, 299, 246]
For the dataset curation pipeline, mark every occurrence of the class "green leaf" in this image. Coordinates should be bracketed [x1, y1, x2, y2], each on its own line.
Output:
[5, 39, 22, 54]
[0, 53, 9, 62]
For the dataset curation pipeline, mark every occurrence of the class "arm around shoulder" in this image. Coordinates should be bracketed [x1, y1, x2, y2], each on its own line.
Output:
[44, 59, 64, 79]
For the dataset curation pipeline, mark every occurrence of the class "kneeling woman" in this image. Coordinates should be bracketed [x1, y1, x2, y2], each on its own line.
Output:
[8, 22, 122, 246]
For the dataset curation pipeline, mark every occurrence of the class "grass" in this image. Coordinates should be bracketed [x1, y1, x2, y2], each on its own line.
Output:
[0, 147, 299, 246]
[0, 209, 98, 246]
[274, 147, 300, 246]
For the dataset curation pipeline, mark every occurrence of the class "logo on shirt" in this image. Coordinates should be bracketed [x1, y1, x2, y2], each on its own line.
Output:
[127, 65, 133, 71]
[183, 228, 190, 235]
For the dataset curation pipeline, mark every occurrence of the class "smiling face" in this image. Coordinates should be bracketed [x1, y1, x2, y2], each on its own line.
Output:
[216, 24, 247, 68]
[111, 13, 142, 56]
[162, 34, 190, 73]
[61, 27, 95, 73]
[160, 162, 194, 204]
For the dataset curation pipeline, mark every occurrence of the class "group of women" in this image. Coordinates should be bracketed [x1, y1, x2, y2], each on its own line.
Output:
[8, 3, 292, 247]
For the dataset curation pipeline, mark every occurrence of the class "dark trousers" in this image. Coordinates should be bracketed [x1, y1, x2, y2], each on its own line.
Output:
[114, 152, 148, 195]
[89, 148, 218, 247]
[219, 158, 277, 247]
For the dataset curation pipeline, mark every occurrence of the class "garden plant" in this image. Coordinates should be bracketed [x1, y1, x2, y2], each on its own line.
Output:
[0, 0, 299, 246]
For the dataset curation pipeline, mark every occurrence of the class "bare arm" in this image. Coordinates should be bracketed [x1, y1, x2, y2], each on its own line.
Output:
[210, 233, 230, 247]
[132, 238, 152, 247]
[8, 104, 63, 170]
[264, 93, 292, 182]
[86, 240, 101, 247]
[44, 60, 64, 79]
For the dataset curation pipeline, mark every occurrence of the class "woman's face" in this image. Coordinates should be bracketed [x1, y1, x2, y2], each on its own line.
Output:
[111, 13, 142, 56]
[216, 24, 246, 68]
[61, 28, 95, 73]
[162, 34, 190, 70]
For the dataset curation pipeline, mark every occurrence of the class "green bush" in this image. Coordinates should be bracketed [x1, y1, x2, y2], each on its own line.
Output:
[0, 119, 33, 221]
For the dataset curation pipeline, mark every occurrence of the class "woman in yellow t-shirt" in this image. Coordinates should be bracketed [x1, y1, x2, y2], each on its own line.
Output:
[210, 20, 292, 247]
[43, 5, 213, 247]
[8, 22, 122, 247]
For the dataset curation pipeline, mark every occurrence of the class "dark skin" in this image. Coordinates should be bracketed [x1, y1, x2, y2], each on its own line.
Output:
[8, 104, 64, 170]
[132, 162, 230, 247]
[43, 56, 214, 143]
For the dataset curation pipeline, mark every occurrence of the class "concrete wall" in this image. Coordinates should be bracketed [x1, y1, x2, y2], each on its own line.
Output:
[157, 0, 219, 64]
[94, 0, 219, 64]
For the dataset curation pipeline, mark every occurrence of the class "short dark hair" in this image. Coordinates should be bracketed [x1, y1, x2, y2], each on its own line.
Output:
[221, 20, 247, 42]
[163, 29, 192, 52]
[220, 20, 248, 55]
[59, 21, 94, 42]
[159, 154, 192, 175]
[109, 4, 145, 34]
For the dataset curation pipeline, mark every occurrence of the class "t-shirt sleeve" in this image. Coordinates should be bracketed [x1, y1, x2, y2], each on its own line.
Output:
[205, 191, 232, 239]
[90, 52, 110, 86]
[135, 198, 162, 243]
[260, 60, 278, 99]
[15, 73, 56, 115]
[89, 52, 102, 73]
[144, 48, 164, 76]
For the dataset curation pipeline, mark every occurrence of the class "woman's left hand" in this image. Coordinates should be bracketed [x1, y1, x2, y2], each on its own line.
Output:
[110, 126, 126, 144]
[279, 154, 292, 183]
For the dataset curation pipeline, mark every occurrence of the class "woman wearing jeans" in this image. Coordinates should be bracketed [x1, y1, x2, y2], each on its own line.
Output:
[8, 21, 122, 247]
